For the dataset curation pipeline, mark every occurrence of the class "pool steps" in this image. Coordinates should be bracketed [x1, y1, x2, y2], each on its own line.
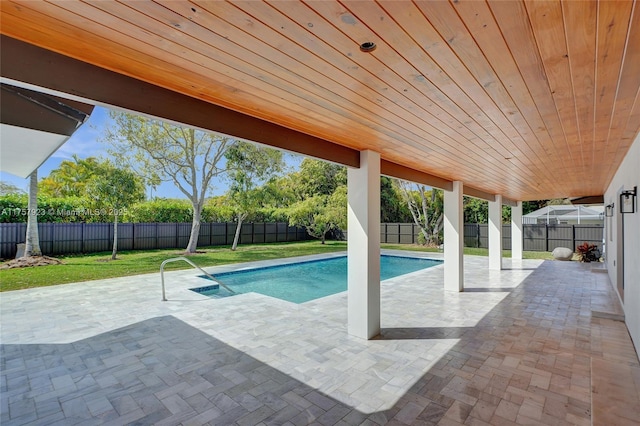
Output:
[160, 256, 235, 301]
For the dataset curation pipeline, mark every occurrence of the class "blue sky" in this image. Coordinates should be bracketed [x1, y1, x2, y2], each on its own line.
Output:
[1, 106, 302, 198]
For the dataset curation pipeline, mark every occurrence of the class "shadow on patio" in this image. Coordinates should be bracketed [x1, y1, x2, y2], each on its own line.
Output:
[1, 260, 638, 425]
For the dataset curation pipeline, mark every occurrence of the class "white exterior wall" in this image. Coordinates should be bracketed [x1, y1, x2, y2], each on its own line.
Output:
[605, 133, 640, 354]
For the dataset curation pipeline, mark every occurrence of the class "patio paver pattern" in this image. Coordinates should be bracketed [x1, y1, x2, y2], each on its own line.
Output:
[1, 252, 638, 425]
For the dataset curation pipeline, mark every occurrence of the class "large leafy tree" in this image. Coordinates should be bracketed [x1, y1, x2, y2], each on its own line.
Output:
[464, 196, 489, 224]
[381, 177, 412, 222]
[39, 155, 100, 197]
[104, 111, 233, 253]
[398, 181, 443, 246]
[87, 163, 145, 260]
[224, 142, 285, 250]
[287, 185, 347, 244]
[280, 159, 348, 243]
[293, 158, 347, 200]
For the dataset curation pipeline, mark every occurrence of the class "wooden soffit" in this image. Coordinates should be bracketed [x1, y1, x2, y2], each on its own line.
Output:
[1, 1, 638, 201]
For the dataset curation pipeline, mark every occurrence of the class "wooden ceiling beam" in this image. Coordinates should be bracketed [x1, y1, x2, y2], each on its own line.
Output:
[381, 161, 518, 205]
[1, 1, 636, 201]
[381, 160, 453, 191]
[4, 35, 496, 196]
[0, 35, 361, 168]
[570, 195, 604, 205]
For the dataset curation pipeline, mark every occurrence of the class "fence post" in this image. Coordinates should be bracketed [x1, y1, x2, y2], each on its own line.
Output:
[545, 224, 549, 252]
[174, 223, 178, 249]
[476, 223, 481, 248]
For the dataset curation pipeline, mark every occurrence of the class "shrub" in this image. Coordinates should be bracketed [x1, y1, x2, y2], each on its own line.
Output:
[576, 242, 600, 262]
[123, 199, 193, 223]
[0, 194, 103, 223]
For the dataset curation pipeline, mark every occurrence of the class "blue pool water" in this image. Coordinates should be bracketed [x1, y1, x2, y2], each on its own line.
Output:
[192, 255, 442, 303]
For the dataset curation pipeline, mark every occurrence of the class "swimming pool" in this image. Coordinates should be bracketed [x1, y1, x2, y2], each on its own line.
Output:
[192, 255, 442, 303]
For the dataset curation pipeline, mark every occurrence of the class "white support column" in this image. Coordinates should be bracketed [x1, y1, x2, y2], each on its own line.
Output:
[489, 194, 503, 270]
[511, 201, 523, 260]
[347, 150, 381, 339]
[444, 181, 464, 292]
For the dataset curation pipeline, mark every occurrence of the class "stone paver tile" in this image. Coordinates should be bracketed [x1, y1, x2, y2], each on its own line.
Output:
[468, 398, 499, 423]
[160, 393, 192, 415]
[316, 403, 351, 426]
[108, 394, 140, 416]
[181, 407, 222, 426]
[60, 396, 92, 420]
[234, 391, 264, 411]
[205, 405, 249, 425]
[392, 401, 423, 424]
[101, 408, 146, 426]
[1, 255, 639, 426]
[23, 410, 67, 426]
[290, 404, 326, 426]
[184, 392, 211, 414]
[263, 405, 304, 426]
[85, 395, 114, 416]
[443, 400, 473, 423]
[237, 405, 276, 426]
[415, 402, 448, 424]
[494, 399, 519, 422]
[5, 410, 38, 425]
[304, 391, 337, 411]
[517, 399, 544, 421]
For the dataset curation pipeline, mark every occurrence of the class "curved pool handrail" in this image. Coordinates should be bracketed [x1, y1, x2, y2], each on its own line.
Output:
[160, 256, 236, 301]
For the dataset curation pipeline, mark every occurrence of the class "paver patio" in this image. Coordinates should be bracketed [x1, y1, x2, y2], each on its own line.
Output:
[1, 251, 638, 425]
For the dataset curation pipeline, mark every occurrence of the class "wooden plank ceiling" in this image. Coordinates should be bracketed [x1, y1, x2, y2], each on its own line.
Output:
[1, 0, 638, 201]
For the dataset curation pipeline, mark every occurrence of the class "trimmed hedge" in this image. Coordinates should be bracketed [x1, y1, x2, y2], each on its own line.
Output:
[0, 195, 290, 224]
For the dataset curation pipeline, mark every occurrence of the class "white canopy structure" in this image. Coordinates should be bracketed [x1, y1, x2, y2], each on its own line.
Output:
[523, 205, 604, 225]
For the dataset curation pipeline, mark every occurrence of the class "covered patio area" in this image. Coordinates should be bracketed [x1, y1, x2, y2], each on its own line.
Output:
[1, 2, 639, 424]
[2, 253, 638, 425]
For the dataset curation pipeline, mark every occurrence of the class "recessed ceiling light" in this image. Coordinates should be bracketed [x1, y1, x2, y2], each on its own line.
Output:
[360, 42, 377, 52]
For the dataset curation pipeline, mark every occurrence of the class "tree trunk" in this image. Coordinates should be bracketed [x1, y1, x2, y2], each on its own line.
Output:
[321, 232, 326, 244]
[24, 170, 42, 257]
[185, 202, 202, 253]
[111, 213, 118, 260]
[231, 213, 247, 251]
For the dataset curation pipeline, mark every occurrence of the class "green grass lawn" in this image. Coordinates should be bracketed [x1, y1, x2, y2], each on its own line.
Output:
[0, 241, 348, 292]
[0, 240, 554, 292]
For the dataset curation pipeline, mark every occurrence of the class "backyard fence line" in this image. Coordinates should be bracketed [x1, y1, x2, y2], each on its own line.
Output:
[381, 223, 604, 252]
[1, 222, 603, 259]
[0, 222, 309, 259]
